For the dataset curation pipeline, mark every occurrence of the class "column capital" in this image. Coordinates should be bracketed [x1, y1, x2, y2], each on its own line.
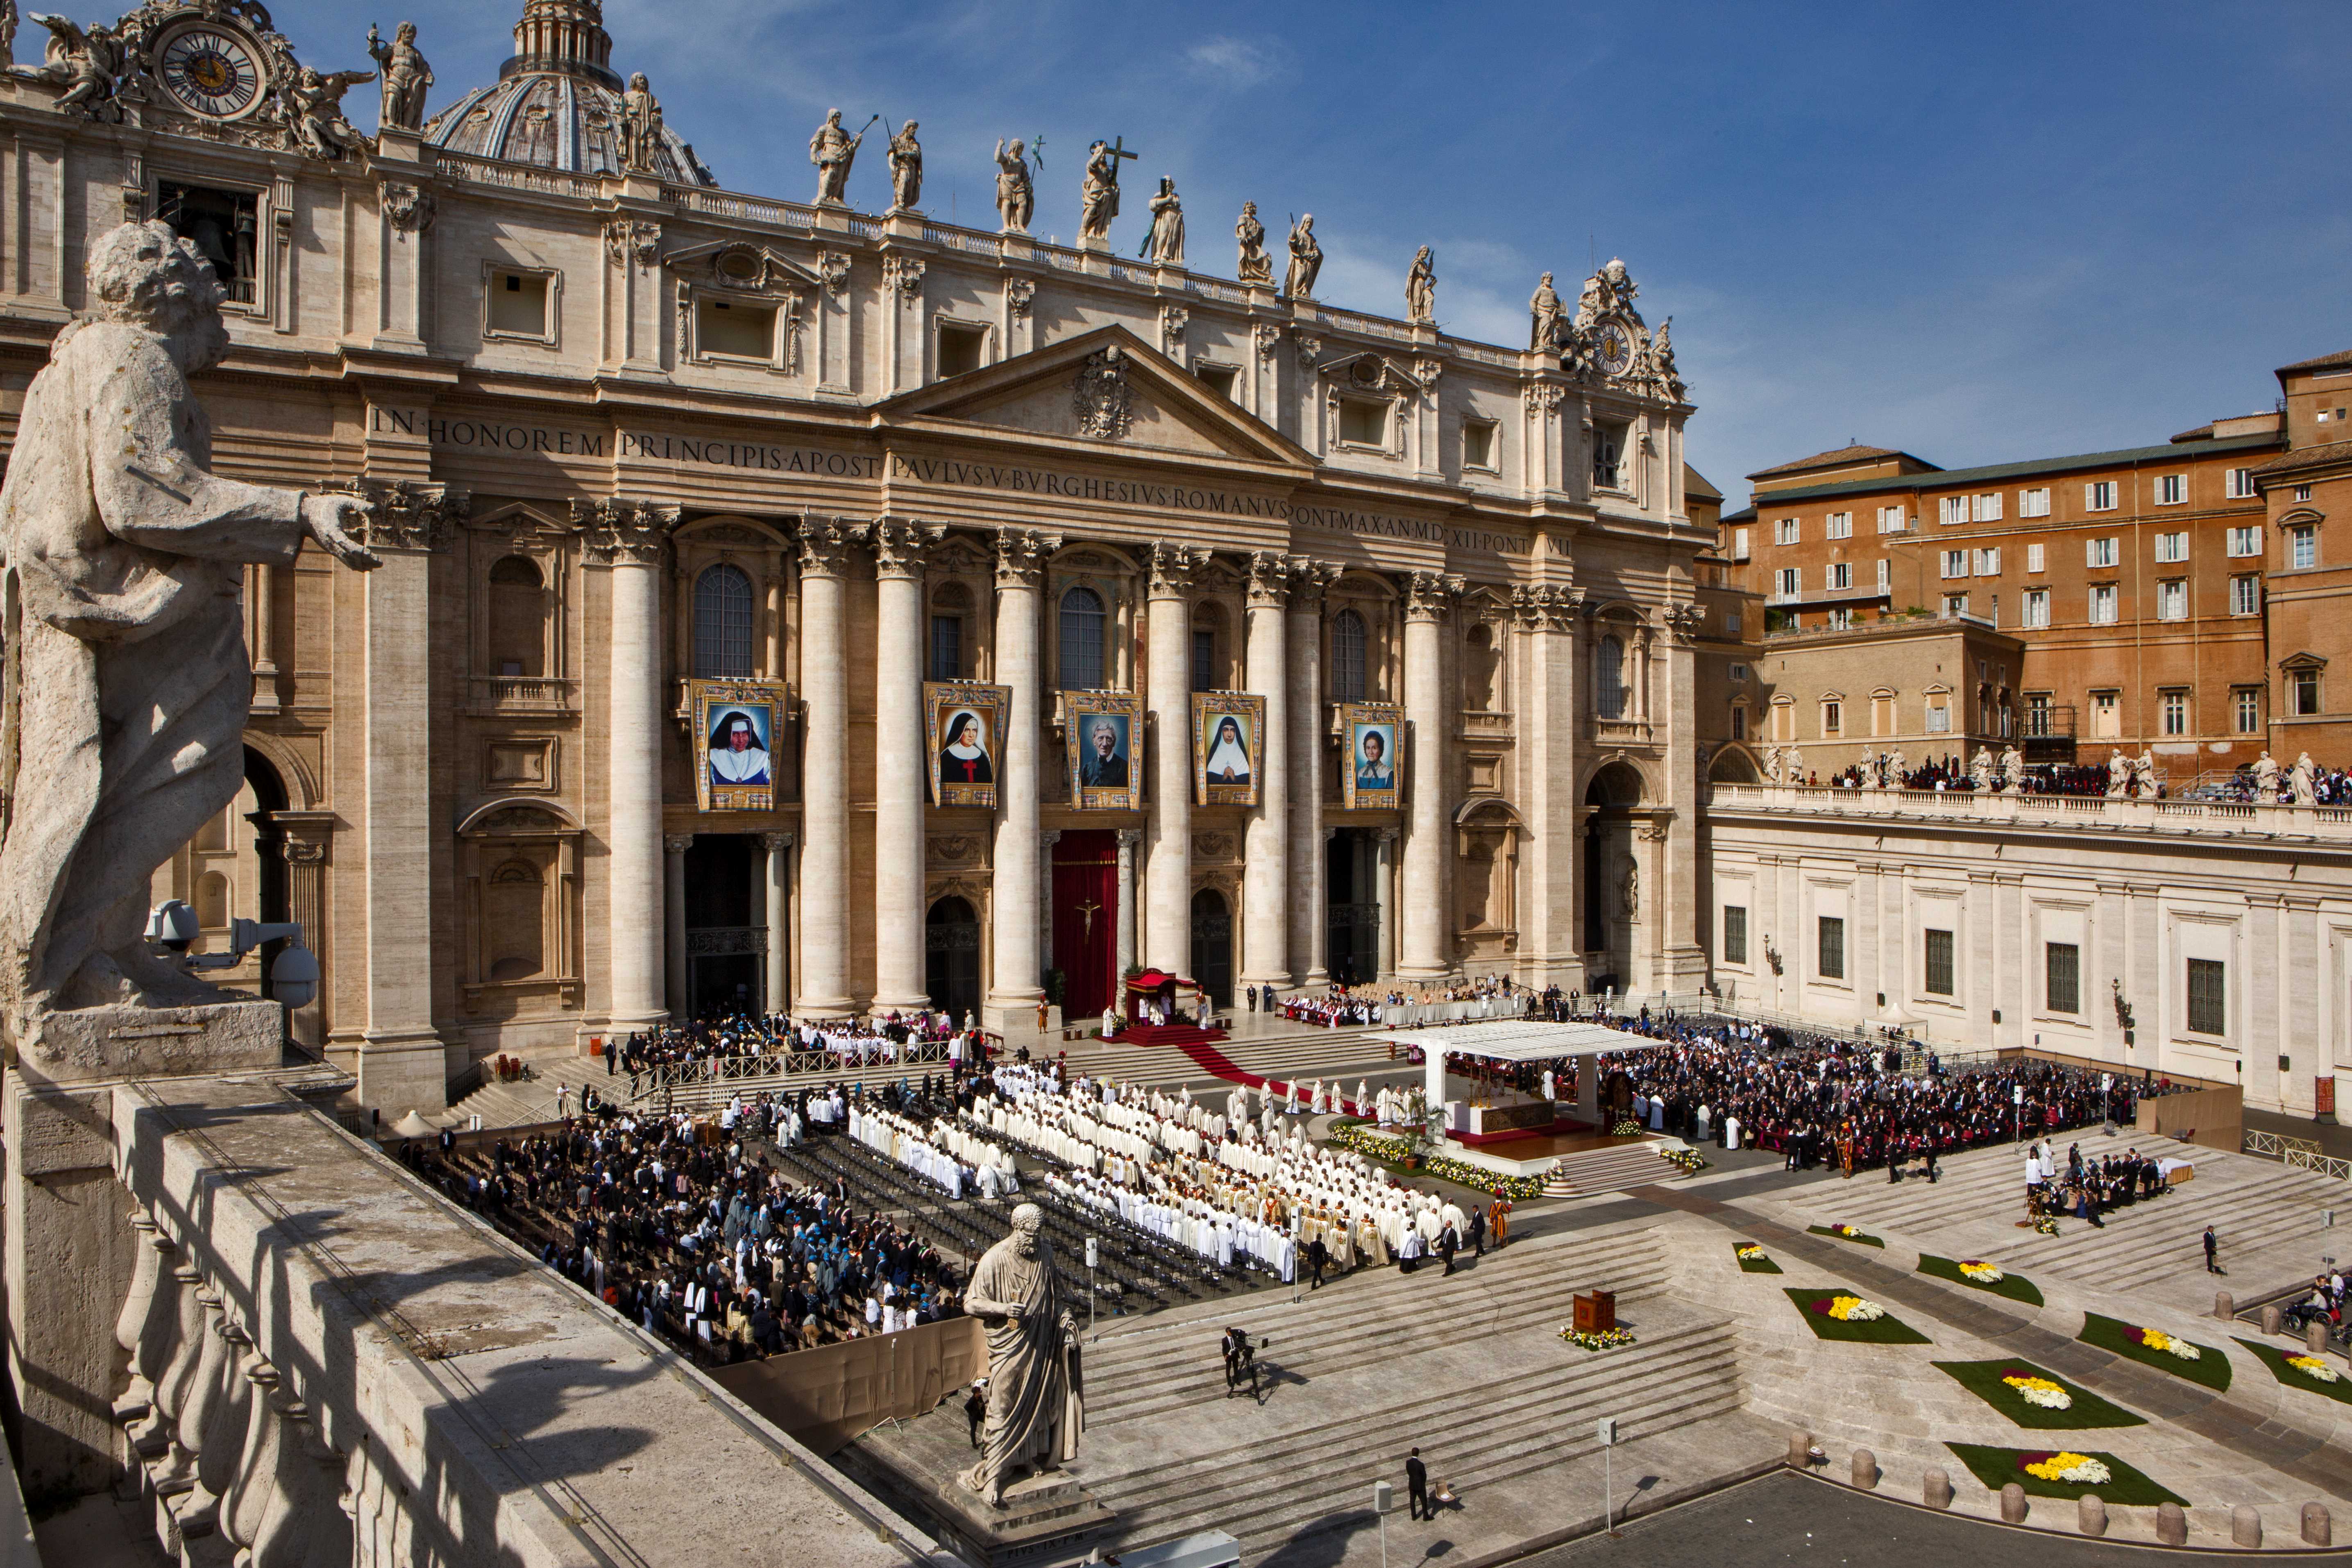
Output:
[1286, 556, 1343, 611]
[577, 498, 676, 565]
[1245, 551, 1291, 610]
[1117, 828, 1143, 849]
[1402, 570, 1465, 622]
[1511, 583, 1575, 633]
[994, 526, 1061, 588]
[1374, 826, 1399, 844]
[797, 515, 871, 576]
[1663, 602, 1708, 642]
[1041, 829, 1063, 846]
[332, 477, 469, 552]
[760, 831, 795, 851]
[1148, 542, 1210, 599]
[873, 517, 946, 579]
[663, 833, 696, 855]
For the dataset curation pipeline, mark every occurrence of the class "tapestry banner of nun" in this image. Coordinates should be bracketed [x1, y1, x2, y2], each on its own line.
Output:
[924, 681, 1012, 809]
[1191, 692, 1268, 808]
[689, 678, 788, 812]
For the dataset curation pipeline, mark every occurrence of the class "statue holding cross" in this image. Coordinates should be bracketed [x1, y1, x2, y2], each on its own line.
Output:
[1079, 136, 1136, 246]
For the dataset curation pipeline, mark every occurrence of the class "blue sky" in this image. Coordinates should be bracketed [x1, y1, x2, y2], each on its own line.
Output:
[266, 0, 2352, 504]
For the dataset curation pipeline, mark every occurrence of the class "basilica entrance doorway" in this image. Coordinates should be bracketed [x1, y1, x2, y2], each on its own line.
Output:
[1050, 829, 1118, 1021]
[1191, 887, 1233, 1008]
[685, 833, 763, 1017]
[925, 896, 982, 1021]
[1325, 829, 1381, 987]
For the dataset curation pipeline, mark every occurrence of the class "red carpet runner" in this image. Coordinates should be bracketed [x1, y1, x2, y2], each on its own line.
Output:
[1105, 1023, 1227, 1048]
[1171, 1036, 1367, 1118]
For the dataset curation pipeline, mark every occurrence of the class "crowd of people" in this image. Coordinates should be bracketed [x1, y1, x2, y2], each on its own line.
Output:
[404, 1081, 971, 1365]
[1275, 976, 1535, 1030]
[2021, 1138, 2180, 1226]
[603, 1010, 989, 1098]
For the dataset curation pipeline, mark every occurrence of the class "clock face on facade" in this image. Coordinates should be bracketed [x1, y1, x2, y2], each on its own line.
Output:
[1596, 324, 1635, 377]
[156, 24, 268, 120]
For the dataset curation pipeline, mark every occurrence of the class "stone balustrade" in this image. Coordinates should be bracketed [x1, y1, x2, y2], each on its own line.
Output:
[1706, 782, 2352, 843]
[11, 1059, 944, 1568]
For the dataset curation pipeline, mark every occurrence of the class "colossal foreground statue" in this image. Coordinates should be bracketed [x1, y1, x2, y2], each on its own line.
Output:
[0, 221, 376, 1041]
[959, 1203, 1083, 1507]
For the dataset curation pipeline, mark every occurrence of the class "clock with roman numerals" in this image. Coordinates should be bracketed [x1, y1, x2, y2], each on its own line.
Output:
[155, 21, 268, 121]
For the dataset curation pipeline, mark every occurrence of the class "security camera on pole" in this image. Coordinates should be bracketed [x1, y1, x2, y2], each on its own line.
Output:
[146, 900, 321, 1033]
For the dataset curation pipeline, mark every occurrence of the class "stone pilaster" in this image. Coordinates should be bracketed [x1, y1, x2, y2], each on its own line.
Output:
[762, 832, 794, 1016]
[1398, 570, 1461, 979]
[872, 520, 942, 1012]
[1116, 828, 1142, 983]
[984, 527, 1058, 1028]
[346, 480, 465, 1114]
[1659, 603, 1708, 988]
[663, 835, 694, 1021]
[1240, 553, 1291, 989]
[1375, 826, 1399, 980]
[585, 500, 674, 1037]
[1513, 585, 1584, 988]
[794, 517, 866, 1017]
[1287, 560, 1338, 985]
[1145, 544, 1208, 976]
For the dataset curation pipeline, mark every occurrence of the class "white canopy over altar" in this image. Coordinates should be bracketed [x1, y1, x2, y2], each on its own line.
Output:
[1377, 1019, 1662, 1125]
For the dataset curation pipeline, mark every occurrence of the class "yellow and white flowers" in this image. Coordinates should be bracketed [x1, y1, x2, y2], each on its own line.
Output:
[2003, 1372, 2073, 1410]
[2138, 1327, 2202, 1362]
[2288, 1354, 2343, 1384]
[1818, 1294, 1884, 1322]
[1736, 1244, 1765, 1262]
[1958, 1260, 2005, 1285]
[2023, 1452, 2112, 1485]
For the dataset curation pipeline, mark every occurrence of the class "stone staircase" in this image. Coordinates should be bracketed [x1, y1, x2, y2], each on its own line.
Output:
[1541, 1140, 1680, 1198]
[445, 1053, 611, 1127]
[1071, 1226, 1705, 1557]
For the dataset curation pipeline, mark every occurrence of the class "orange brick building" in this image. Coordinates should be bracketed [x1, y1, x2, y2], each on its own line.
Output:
[2257, 350, 2352, 763]
[1721, 410, 2291, 775]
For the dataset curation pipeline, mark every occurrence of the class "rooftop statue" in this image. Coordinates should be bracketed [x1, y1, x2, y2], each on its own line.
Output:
[993, 138, 1034, 232]
[366, 20, 432, 132]
[1284, 213, 1320, 300]
[1235, 202, 1271, 284]
[0, 222, 378, 1035]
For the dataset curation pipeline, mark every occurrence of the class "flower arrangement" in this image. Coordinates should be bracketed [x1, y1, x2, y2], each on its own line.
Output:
[2003, 1371, 2073, 1410]
[1736, 1244, 1765, 1262]
[1658, 1147, 1707, 1173]
[2137, 1327, 2202, 1362]
[1958, 1260, 2005, 1284]
[2021, 1452, 2112, 1486]
[2031, 1216, 2059, 1237]
[1610, 1119, 1642, 1137]
[1813, 1294, 1885, 1322]
[1325, 1123, 1547, 1198]
[2288, 1354, 2343, 1384]
[1560, 1325, 1636, 1351]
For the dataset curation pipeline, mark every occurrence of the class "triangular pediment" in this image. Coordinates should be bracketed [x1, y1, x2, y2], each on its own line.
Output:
[875, 325, 1314, 470]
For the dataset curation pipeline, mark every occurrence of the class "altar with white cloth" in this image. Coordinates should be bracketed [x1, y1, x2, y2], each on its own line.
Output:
[1377, 1018, 1669, 1149]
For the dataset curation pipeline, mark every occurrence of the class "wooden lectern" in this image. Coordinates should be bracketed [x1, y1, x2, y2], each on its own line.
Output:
[1573, 1289, 1617, 1334]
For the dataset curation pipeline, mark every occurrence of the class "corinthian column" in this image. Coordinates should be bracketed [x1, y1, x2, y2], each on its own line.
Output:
[1240, 553, 1290, 990]
[795, 517, 865, 1017]
[591, 500, 674, 1037]
[1145, 545, 1207, 976]
[984, 528, 1058, 1029]
[1287, 560, 1337, 985]
[1399, 570, 1461, 978]
[872, 520, 941, 1012]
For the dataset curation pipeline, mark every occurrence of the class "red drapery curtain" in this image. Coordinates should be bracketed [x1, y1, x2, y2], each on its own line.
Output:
[1052, 829, 1118, 1020]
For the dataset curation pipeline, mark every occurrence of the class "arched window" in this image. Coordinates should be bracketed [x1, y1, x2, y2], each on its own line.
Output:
[1058, 587, 1106, 690]
[488, 554, 546, 677]
[1597, 635, 1627, 720]
[1330, 609, 1368, 702]
[694, 564, 755, 678]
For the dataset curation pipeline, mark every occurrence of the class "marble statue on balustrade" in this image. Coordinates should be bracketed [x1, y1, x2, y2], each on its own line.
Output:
[995, 138, 1034, 232]
[0, 3, 16, 70]
[2256, 749, 2281, 800]
[1784, 743, 1805, 784]
[959, 1204, 1083, 1507]
[1887, 747, 1906, 787]
[30, 12, 122, 117]
[809, 109, 865, 205]
[619, 74, 662, 174]
[2106, 748, 2130, 797]
[1142, 177, 1184, 266]
[2135, 748, 2160, 799]
[1530, 272, 1562, 351]
[1969, 748, 1993, 791]
[1285, 213, 1320, 299]
[888, 120, 922, 212]
[1079, 140, 1124, 243]
[1405, 246, 1436, 323]
[1235, 202, 1272, 284]
[1999, 742, 2023, 792]
[366, 21, 432, 132]
[0, 221, 377, 1045]
[2295, 751, 2318, 806]
[1762, 744, 1782, 785]
[1856, 747, 1879, 789]
[285, 66, 376, 161]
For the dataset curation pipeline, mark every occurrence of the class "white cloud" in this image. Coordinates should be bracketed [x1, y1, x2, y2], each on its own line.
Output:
[1183, 35, 1291, 89]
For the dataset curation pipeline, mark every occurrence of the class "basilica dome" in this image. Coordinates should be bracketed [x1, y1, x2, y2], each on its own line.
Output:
[424, 0, 716, 187]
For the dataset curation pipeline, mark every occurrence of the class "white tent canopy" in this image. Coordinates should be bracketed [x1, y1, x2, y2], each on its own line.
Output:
[1377, 1019, 1660, 1123]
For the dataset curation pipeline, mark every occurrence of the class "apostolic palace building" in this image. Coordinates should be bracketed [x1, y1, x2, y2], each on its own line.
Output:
[0, 0, 1711, 1116]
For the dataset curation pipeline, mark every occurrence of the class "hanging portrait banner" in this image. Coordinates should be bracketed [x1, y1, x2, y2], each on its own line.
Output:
[925, 681, 1012, 809]
[1191, 692, 1267, 808]
[691, 678, 788, 812]
[1064, 690, 1144, 812]
[1338, 701, 1405, 811]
